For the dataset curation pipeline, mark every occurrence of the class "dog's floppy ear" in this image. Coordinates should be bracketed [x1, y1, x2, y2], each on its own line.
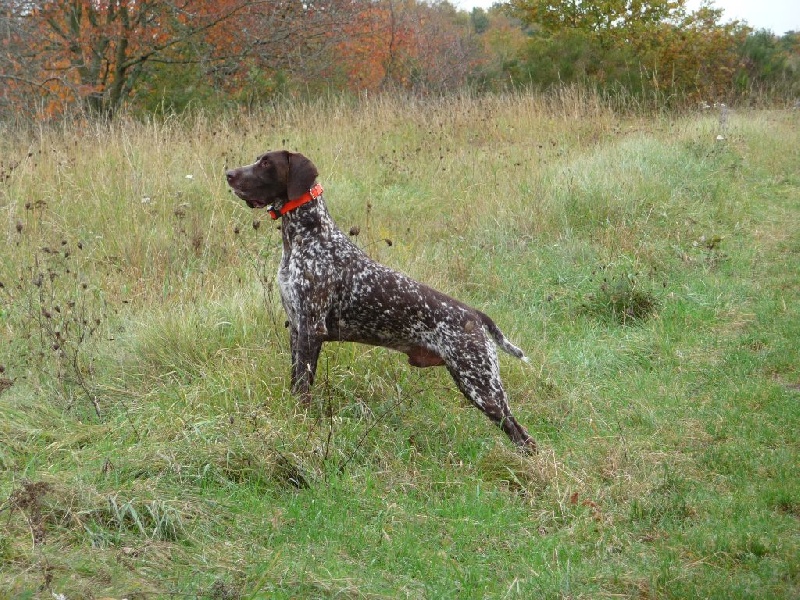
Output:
[286, 152, 319, 200]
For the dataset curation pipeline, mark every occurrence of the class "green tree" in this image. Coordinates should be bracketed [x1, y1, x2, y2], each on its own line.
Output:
[737, 30, 799, 91]
[509, 0, 685, 45]
[506, 0, 752, 102]
[471, 7, 490, 34]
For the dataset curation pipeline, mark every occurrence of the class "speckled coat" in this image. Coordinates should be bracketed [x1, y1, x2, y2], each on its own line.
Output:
[226, 150, 535, 452]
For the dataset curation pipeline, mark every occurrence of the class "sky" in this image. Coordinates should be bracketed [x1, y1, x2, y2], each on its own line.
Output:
[454, 0, 800, 36]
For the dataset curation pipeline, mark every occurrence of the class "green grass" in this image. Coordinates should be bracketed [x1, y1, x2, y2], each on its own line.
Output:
[1, 91, 798, 598]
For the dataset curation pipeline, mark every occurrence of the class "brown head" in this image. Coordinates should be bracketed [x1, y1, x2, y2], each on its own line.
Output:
[225, 150, 318, 210]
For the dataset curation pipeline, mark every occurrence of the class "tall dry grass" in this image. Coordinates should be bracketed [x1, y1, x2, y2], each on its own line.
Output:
[1, 88, 798, 598]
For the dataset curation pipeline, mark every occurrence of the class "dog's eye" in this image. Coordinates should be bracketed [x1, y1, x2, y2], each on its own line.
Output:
[259, 155, 270, 166]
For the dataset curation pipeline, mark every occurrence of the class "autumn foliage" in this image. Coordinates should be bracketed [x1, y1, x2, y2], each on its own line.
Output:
[0, 0, 797, 119]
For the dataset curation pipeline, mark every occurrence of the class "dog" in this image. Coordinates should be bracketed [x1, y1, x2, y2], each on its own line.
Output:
[226, 150, 535, 452]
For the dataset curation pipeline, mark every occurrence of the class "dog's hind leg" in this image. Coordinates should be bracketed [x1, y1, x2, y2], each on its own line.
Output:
[442, 339, 536, 453]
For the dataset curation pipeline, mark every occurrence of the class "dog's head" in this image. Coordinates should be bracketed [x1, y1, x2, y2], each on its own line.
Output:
[225, 150, 318, 209]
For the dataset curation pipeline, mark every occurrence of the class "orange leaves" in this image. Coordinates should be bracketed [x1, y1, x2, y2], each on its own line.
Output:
[329, 1, 479, 93]
[2, 0, 783, 117]
[1, 0, 266, 117]
[0, 1, 480, 115]
[333, 5, 392, 90]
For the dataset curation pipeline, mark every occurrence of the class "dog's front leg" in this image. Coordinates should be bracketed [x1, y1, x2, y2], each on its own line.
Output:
[290, 318, 323, 406]
[288, 325, 301, 393]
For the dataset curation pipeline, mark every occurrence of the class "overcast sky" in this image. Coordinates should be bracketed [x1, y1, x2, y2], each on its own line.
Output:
[454, 0, 800, 36]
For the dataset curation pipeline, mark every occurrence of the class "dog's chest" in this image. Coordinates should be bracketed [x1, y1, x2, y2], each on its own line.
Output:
[277, 219, 344, 322]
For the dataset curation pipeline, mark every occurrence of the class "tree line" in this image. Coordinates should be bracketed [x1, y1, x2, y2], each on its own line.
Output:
[1, 0, 797, 119]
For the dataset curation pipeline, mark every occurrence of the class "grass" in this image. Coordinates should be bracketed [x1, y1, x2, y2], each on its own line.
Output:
[1, 90, 798, 598]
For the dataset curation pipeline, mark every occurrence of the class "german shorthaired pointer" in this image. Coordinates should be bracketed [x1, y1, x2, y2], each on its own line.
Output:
[226, 151, 535, 452]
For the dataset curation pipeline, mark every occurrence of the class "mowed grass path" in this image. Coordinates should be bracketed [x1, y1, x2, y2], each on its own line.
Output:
[1, 93, 798, 598]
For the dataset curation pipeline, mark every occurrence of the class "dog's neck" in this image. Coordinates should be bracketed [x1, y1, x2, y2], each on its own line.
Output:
[269, 183, 324, 220]
[279, 194, 339, 253]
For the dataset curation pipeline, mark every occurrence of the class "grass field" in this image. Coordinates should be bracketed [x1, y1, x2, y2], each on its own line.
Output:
[1, 91, 798, 598]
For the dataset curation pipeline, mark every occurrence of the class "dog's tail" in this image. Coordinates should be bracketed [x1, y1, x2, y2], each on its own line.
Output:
[478, 311, 530, 363]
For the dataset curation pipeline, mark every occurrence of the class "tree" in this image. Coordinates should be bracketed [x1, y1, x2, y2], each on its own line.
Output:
[0, 0, 367, 118]
[0, 0, 261, 117]
[399, 1, 481, 92]
[323, 1, 482, 94]
[736, 29, 800, 98]
[506, 0, 751, 101]
[509, 0, 684, 44]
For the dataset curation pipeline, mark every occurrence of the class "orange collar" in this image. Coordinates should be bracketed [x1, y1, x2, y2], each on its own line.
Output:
[268, 183, 323, 220]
